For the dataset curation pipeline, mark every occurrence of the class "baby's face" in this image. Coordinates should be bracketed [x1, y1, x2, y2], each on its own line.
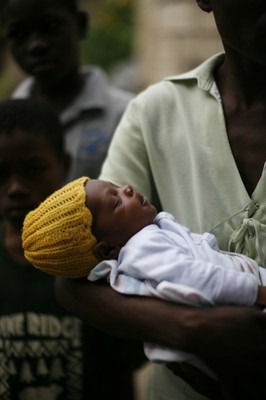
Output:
[85, 179, 157, 245]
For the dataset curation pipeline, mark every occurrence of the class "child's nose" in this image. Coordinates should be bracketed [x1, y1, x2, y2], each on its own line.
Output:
[7, 176, 29, 198]
[27, 34, 50, 56]
[122, 185, 134, 197]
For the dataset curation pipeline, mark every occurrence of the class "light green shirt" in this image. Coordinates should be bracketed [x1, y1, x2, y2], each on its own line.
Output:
[100, 53, 266, 399]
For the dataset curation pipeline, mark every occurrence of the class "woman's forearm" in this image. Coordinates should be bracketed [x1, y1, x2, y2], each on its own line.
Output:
[55, 277, 266, 381]
[55, 277, 199, 351]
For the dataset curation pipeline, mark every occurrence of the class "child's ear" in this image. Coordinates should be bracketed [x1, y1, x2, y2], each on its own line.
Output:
[93, 241, 121, 261]
[77, 11, 89, 39]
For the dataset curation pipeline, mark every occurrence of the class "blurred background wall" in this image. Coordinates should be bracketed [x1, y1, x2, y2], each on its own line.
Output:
[0, 0, 223, 97]
[135, 0, 222, 89]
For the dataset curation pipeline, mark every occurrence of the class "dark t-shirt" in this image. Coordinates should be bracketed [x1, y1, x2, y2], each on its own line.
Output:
[0, 223, 85, 400]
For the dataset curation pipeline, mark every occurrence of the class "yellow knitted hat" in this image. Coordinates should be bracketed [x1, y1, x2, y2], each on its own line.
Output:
[22, 176, 99, 278]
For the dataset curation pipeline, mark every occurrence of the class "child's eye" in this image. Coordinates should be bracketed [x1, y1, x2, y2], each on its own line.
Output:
[6, 27, 27, 41]
[0, 166, 8, 184]
[114, 194, 121, 209]
[25, 165, 46, 178]
[41, 17, 65, 34]
[42, 20, 60, 34]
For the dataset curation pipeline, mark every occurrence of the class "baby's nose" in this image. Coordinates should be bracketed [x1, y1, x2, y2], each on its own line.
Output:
[122, 185, 134, 197]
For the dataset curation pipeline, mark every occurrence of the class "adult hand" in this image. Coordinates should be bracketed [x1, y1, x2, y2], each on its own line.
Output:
[166, 362, 222, 399]
[180, 306, 266, 399]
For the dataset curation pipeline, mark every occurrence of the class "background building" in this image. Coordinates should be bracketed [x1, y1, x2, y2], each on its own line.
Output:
[135, 0, 223, 88]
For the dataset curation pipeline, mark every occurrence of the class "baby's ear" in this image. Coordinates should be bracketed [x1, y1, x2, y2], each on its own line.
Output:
[93, 241, 120, 261]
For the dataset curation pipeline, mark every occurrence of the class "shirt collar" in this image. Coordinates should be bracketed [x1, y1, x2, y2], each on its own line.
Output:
[164, 53, 225, 102]
[61, 66, 110, 123]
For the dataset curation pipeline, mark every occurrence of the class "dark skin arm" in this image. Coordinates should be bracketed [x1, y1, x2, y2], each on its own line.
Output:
[255, 286, 266, 306]
[55, 278, 266, 400]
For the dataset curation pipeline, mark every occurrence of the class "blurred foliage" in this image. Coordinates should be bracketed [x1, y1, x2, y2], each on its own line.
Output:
[80, 0, 134, 71]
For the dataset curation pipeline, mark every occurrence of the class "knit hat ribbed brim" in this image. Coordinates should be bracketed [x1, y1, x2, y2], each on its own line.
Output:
[22, 176, 99, 278]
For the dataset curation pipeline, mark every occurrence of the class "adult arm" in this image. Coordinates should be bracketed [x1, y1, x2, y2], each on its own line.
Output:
[55, 277, 266, 399]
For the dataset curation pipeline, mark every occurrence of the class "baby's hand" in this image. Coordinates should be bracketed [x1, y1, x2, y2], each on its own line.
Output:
[255, 286, 266, 306]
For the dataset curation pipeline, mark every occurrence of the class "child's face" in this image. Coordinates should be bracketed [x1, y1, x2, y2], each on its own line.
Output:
[3, 0, 83, 85]
[0, 130, 68, 229]
[85, 179, 157, 246]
